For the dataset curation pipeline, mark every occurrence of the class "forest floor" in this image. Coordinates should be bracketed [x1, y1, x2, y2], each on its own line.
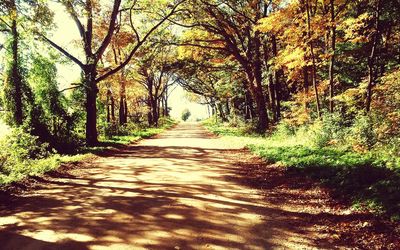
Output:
[0, 123, 399, 249]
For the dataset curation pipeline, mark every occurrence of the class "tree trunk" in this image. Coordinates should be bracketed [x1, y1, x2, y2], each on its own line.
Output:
[152, 98, 158, 126]
[106, 90, 111, 123]
[148, 96, 153, 126]
[271, 35, 282, 120]
[218, 103, 228, 122]
[328, 0, 336, 113]
[267, 74, 277, 122]
[164, 96, 168, 116]
[119, 76, 127, 125]
[254, 89, 268, 132]
[85, 66, 98, 146]
[366, 0, 381, 112]
[306, 0, 321, 118]
[11, 14, 23, 126]
[253, 32, 269, 132]
[303, 66, 310, 111]
[111, 96, 115, 121]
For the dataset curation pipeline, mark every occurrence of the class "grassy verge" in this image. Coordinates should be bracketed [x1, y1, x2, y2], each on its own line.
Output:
[0, 154, 88, 186]
[80, 119, 177, 154]
[203, 119, 400, 220]
[0, 119, 177, 187]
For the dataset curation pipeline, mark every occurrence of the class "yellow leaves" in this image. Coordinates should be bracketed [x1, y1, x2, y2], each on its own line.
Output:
[340, 12, 372, 43]
[256, 9, 289, 34]
[177, 29, 222, 61]
[275, 46, 306, 81]
[255, 16, 276, 33]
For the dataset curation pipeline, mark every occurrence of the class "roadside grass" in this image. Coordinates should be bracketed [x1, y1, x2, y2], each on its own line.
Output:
[203, 119, 400, 220]
[0, 154, 88, 186]
[0, 119, 177, 187]
[82, 119, 177, 154]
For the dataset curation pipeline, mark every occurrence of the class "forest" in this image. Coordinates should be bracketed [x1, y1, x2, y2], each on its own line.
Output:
[0, 0, 400, 248]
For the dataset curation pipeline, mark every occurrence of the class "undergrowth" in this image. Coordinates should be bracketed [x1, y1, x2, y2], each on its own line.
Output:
[0, 118, 177, 186]
[203, 117, 400, 220]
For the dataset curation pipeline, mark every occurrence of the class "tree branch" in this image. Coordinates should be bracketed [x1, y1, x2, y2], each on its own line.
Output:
[96, 0, 185, 83]
[165, 41, 227, 51]
[95, 0, 122, 62]
[0, 17, 11, 29]
[39, 34, 85, 69]
[63, 1, 86, 41]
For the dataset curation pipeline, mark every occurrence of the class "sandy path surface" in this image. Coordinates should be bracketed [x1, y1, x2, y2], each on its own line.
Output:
[0, 123, 325, 250]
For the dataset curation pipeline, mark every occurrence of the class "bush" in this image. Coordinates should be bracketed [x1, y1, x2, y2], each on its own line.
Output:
[348, 114, 377, 151]
[1, 127, 50, 175]
[249, 144, 400, 218]
[273, 120, 297, 138]
[158, 117, 175, 127]
[181, 108, 191, 121]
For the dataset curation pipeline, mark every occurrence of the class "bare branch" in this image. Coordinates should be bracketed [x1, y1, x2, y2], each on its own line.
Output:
[62, 1, 86, 41]
[39, 34, 85, 69]
[0, 17, 11, 29]
[129, 0, 140, 41]
[58, 84, 82, 93]
[166, 41, 227, 51]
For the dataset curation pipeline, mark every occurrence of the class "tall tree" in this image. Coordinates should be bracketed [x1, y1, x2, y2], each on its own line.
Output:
[175, 0, 271, 132]
[0, 0, 53, 126]
[40, 0, 184, 145]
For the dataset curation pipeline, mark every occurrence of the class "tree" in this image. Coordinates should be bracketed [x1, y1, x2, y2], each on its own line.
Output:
[40, 0, 184, 145]
[136, 43, 176, 126]
[181, 108, 190, 121]
[175, 0, 272, 132]
[0, 0, 52, 126]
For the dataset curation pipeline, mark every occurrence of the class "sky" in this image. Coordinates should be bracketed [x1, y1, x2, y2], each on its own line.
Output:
[168, 86, 209, 121]
[49, 2, 209, 121]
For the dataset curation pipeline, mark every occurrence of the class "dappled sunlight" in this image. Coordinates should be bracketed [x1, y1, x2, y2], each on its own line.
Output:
[0, 123, 325, 249]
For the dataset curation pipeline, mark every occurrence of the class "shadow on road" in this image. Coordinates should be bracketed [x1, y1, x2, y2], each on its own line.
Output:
[0, 123, 333, 249]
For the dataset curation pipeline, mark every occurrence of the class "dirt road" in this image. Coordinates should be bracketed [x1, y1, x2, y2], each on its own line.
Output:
[0, 123, 327, 250]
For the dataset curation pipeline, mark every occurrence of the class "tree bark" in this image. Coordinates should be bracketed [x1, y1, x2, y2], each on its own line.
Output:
[328, 0, 336, 113]
[106, 89, 111, 123]
[119, 77, 127, 126]
[271, 35, 282, 120]
[152, 97, 159, 126]
[306, 0, 321, 118]
[10, 17, 23, 126]
[366, 0, 381, 112]
[253, 31, 269, 132]
[84, 65, 98, 146]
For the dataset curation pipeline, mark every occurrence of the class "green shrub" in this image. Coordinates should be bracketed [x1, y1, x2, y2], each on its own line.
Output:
[181, 108, 191, 121]
[273, 120, 297, 138]
[104, 121, 119, 138]
[348, 114, 377, 150]
[305, 113, 349, 148]
[158, 117, 176, 127]
[249, 143, 400, 218]
[0, 127, 49, 174]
